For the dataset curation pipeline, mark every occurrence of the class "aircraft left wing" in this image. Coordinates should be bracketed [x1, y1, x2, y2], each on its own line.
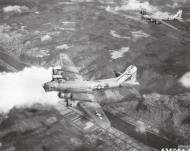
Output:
[56, 53, 111, 129]
[80, 100, 111, 129]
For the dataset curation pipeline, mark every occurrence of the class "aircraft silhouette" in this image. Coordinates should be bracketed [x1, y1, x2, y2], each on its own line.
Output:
[140, 9, 183, 30]
[43, 53, 139, 129]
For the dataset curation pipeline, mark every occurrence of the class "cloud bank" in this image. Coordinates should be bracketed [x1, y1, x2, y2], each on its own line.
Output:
[0, 67, 58, 113]
[179, 72, 190, 88]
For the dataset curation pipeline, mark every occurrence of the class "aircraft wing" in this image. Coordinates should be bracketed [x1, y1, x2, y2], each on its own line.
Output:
[58, 53, 111, 129]
[178, 19, 184, 23]
[158, 19, 179, 30]
[79, 100, 111, 129]
[142, 14, 179, 31]
[56, 53, 83, 81]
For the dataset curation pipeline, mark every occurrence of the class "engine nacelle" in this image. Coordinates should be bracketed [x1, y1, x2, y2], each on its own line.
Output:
[52, 74, 62, 79]
[53, 68, 63, 75]
[58, 92, 72, 99]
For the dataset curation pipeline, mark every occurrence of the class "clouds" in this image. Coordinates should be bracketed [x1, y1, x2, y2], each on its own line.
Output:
[179, 72, 190, 88]
[3, 5, 30, 14]
[0, 67, 58, 113]
[115, 0, 158, 12]
[109, 47, 129, 60]
[131, 30, 150, 40]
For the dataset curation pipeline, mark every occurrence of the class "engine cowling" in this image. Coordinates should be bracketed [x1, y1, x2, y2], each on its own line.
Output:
[53, 68, 63, 75]
[52, 74, 62, 79]
[52, 67, 66, 81]
[58, 92, 72, 99]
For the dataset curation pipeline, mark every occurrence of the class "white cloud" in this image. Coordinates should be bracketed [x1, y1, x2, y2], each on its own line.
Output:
[179, 72, 190, 88]
[110, 47, 129, 60]
[115, 0, 158, 12]
[3, 5, 29, 14]
[41, 35, 52, 42]
[110, 30, 131, 39]
[0, 67, 59, 113]
[131, 30, 150, 40]
[56, 44, 71, 50]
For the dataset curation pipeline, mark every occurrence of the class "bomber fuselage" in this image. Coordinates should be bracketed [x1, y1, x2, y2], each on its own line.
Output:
[43, 77, 139, 93]
[43, 78, 128, 93]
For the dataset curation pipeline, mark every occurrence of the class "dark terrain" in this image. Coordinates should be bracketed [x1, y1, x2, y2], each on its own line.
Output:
[0, 0, 190, 150]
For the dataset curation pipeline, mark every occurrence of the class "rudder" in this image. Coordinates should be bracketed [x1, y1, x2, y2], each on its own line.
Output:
[117, 65, 137, 83]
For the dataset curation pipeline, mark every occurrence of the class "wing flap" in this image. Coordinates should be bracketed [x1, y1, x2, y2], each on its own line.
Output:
[71, 93, 94, 102]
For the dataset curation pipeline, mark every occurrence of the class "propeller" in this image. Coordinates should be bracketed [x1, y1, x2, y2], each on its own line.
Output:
[52, 66, 63, 81]
[52, 66, 55, 81]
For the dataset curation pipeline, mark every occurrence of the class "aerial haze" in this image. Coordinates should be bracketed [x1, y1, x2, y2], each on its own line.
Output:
[0, 0, 190, 150]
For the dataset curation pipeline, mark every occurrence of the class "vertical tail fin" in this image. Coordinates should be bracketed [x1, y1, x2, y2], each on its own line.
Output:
[174, 9, 183, 21]
[117, 65, 137, 83]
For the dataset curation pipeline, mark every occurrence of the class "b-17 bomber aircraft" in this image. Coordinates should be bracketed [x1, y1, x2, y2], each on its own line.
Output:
[43, 53, 139, 129]
[140, 9, 183, 30]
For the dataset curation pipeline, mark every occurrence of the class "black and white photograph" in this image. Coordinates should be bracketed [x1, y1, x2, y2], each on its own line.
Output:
[0, 0, 190, 150]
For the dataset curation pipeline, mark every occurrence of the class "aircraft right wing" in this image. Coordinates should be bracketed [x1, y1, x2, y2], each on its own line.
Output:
[53, 53, 83, 81]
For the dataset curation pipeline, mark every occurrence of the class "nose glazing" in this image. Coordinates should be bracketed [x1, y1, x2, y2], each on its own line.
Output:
[43, 83, 49, 91]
